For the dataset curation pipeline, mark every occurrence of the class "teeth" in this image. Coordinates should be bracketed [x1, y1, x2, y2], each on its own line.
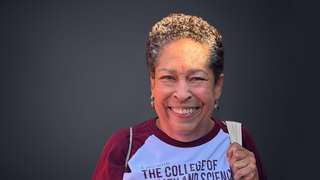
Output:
[171, 108, 197, 115]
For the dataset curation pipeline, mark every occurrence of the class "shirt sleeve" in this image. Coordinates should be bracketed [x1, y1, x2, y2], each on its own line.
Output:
[92, 128, 130, 180]
[242, 126, 268, 180]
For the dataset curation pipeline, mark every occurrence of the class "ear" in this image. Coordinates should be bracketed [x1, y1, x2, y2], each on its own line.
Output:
[150, 76, 155, 97]
[214, 74, 224, 100]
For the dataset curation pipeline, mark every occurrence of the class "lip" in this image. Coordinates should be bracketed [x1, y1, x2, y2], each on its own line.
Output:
[168, 106, 199, 118]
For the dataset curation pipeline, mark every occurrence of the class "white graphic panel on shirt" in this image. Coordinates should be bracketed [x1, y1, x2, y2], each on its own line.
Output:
[123, 129, 232, 180]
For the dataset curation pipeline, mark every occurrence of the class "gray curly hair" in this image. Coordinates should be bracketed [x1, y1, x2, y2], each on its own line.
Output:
[146, 13, 224, 83]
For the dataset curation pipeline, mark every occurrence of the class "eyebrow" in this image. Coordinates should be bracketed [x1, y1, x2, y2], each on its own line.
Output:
[187, 68, 209, 76]
[158, 68, 177, 74]
[158, 68, 208, 76]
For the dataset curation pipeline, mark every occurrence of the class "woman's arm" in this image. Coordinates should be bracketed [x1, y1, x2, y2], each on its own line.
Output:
[92, 128, 130, 180]
[240, 126, 267, 180]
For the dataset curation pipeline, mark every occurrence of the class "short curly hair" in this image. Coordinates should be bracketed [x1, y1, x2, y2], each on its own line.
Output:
[146, 13, 224, 83]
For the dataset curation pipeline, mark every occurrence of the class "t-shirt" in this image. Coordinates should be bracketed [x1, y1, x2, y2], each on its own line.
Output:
[92, 117, 267, 180]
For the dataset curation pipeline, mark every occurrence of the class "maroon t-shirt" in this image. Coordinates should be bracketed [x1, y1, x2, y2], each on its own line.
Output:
[92, 117, 267, 180]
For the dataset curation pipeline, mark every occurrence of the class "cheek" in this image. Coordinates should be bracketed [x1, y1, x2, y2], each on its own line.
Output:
[194, 85, 213, 96]
[154, 87, 172, 105]
[194, 86, 215, 105]
[154, 83, 174, 97]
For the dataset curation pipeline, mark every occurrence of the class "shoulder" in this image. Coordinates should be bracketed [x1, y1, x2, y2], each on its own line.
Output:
[92, 118, 157, 179]
[92, 127, 131, 180]
[102, 128, 131, 165]
[109, 117, 155, 139]
[212, 117, 256, 150]
[108, 128, 130, 143]
[106, 118, 156, 158]
[107, 118, 154, 149]
[212, 117, 267, 180]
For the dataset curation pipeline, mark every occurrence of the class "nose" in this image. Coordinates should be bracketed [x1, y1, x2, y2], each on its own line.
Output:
[173, 80, 192, 102]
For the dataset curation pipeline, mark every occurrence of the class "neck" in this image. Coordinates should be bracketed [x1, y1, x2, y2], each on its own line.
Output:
[156, 118, 215, 142]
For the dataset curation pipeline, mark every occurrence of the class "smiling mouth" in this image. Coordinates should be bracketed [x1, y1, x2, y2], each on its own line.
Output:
[169, 107, 199, 115]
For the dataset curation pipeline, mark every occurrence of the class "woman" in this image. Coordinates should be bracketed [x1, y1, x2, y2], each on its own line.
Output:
[93, 13, 267, 180]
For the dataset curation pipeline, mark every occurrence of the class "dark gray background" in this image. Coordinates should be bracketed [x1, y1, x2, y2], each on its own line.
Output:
[1, 0, 318, 180]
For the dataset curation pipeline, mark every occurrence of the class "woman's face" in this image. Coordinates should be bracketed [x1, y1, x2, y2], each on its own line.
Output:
[150, 38, 224, 141]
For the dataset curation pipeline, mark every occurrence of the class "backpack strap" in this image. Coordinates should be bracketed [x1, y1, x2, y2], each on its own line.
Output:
[225, 121, 242, 146]
[125, 127, 133, 170]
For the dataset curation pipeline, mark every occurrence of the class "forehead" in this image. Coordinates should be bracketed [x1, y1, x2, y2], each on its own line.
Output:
[157, 39, 211, 71]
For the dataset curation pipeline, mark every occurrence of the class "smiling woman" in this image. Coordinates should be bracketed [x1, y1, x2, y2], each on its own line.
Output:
[151, 39, 222, 142]
[92, 13, 267, 180]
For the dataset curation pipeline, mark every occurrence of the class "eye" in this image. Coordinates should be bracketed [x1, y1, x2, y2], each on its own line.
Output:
[160, 76, 175, 80]
[191, 77, 205, 81]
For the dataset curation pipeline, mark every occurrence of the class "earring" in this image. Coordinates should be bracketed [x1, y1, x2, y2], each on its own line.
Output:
[214, 100, 219, 111]
[150, 96, 155, 109]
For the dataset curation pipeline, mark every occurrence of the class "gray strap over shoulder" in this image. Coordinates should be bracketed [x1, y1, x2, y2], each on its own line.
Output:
[225, 121, 242, 146]
[125, 127, 133, 170]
